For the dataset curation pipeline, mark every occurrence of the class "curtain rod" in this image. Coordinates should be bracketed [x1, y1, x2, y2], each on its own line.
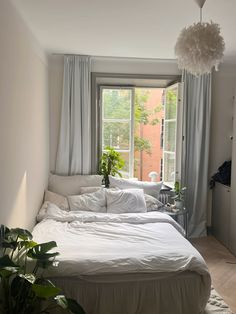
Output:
[52, 53, 177, 63]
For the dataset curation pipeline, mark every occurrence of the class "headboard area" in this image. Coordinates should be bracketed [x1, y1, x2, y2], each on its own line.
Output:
[48, 174, 103, 196]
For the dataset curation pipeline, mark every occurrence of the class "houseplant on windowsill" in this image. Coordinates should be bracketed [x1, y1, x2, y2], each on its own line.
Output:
[98, 146, 125, 188]
[0, 225, 85, 314]
[172, 181, 187, 210]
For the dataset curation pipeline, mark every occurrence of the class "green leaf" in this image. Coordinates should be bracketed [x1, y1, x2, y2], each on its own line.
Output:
[0, 267, 18, 278]
[0, 255, 18, 268]
[32, 283, 61, 299]
[2, 240, 18, 250]
[11, 275, 32, 298]
[67, 298, 86, 314]
[19, 240, 38, 249]
[27, 241, 59, 260]
[10, 228, 33, 240]
[19, 273, 36, 284]
[55, 296, 86, 314]
[36, 259, 57, 269]
[54, 295, 68, 309]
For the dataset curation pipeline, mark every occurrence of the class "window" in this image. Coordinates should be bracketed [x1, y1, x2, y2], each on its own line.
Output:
[100, 83, 182, 186]
[101, 88, 134, 178]
[160, 119, 164, 149]
[163, 84, 181, 186]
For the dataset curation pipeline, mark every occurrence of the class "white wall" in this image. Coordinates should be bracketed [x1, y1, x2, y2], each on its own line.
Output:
[0, 0, 49, 230]
[210, 65, 236, 175]
[229, 88, 236, 255]
[207, 64, 236, 225]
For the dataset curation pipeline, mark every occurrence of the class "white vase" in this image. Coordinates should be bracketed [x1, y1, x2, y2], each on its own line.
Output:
[175, 200, 183, 210]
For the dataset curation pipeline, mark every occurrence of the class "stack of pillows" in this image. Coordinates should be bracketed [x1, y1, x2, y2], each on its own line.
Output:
[43, 174, 164, 214]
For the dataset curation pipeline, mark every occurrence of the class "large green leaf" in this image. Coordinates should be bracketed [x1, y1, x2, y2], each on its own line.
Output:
[19, 273, 36, 284]
[10, 228, 33, 240]
[54, 295, 68, 309]
[36, 259, 57, 269]
[11, 275, 32, 298]
[32, 283, 61, 299]
[27, 242, 59, 269]
[0, 225, 10, 240]
[67, 298, 86, 314]
[27, 241, 58, 260]
[19, 240, 38, 249]
[0, 267, 18, 278]
[1, 240, 18, 250]
[0, 255, 18, 268]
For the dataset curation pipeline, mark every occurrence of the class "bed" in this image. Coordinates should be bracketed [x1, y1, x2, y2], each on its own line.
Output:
[33, 202, 211, 314]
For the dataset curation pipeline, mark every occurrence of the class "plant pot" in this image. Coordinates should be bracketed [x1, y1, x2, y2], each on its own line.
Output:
[175, 200, 184, 210]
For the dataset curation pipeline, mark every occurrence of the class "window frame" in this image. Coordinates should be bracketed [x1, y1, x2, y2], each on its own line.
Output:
[163, 83, 183, 188]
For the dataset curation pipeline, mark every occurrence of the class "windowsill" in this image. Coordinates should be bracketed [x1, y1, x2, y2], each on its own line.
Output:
[162, 182, 174, 190]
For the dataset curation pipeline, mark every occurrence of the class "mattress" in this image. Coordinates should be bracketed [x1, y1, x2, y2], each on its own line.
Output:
[33, 204, 211, 314]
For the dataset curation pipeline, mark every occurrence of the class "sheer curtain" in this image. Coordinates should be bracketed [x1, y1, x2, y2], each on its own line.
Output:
[55, 55, 91, 175]
[181, 70, 212, 238]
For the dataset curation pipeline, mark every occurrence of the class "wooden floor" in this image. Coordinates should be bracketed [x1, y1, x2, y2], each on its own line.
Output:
[191, 236, 236, 313]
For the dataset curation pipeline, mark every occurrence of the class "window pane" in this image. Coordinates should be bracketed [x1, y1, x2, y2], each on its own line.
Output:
[103, 121, 130, 150]
[103, 89, 131, 119]
[164, 121, 176, 152]
[165, 87, 177, 120]
[163, 152, 175, 183]
[119, 152, 130, 178]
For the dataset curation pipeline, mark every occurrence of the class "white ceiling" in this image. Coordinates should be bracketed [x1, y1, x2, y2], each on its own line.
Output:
[11, 0, 236, 61]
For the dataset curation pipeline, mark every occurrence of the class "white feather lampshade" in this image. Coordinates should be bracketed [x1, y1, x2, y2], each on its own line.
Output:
[175, 21, 225, 76]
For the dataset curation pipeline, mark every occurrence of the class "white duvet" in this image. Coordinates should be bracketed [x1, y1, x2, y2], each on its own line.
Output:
[33, 203, 210, 279]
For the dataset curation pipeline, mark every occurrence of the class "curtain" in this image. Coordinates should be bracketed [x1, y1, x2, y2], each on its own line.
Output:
[55, 55, 91, 175]
[181, 70, 212, 238]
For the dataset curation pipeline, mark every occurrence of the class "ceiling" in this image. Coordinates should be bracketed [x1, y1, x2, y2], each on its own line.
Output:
[11, 0, 236, 61]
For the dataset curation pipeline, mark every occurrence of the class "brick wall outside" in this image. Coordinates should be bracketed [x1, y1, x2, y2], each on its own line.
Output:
[134, 89, 164, 182]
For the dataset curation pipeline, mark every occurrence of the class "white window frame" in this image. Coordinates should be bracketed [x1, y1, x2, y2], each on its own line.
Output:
[100, 86, 135, 178]
[163, 82, 183, 188]
[99, 83, 183, 183]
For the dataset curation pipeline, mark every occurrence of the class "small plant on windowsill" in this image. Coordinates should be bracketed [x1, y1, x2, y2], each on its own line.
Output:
[172, 181, 187, 210]
[98, 146, 125, 188]
[0, 225, 85, 314]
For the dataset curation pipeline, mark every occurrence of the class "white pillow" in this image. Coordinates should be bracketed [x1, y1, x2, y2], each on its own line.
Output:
[109, 176, 162, 198]
[67, 190, 106, 213]
[37, 201, 60, 222]
[80, 186, 102, 195]
[106, 188, 147, 214]
[44, 190, 69, 211]
[144, 194, 164, 212]
[48, 174, 102, 195]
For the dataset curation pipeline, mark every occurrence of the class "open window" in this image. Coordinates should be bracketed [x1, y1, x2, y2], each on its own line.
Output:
[163, 83, 182, 187]
[99, 81, 182, 187]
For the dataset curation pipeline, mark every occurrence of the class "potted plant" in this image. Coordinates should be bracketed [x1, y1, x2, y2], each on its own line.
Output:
[0, 225, 85, 314]
[172, 181, 187, 210]
[98, 146, 125, 188]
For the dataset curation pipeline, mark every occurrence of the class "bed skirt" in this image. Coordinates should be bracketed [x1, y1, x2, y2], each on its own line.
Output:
[51, 271, 211, 314]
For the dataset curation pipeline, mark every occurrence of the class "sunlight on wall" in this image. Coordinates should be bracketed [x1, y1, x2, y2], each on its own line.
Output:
[6, 172, 27, 227]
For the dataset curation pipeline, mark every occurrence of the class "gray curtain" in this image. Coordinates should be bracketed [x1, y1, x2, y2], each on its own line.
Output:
[55, 55, 92, 175]
[181, 70, 212, 238]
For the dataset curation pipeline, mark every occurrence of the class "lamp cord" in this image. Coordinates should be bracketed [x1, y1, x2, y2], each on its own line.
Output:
[200, 7, 203, 23]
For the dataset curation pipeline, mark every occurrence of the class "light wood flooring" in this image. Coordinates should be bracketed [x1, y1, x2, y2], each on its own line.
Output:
[191, 236, 236, 313]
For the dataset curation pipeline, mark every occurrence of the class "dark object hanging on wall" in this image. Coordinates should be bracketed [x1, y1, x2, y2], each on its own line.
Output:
[210, 160, 231, 188]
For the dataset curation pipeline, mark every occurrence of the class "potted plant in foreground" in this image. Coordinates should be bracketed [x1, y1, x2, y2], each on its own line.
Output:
[98, 146, 125, 188]
[0, 225, 85, 314]
[172, 181, 187, 210]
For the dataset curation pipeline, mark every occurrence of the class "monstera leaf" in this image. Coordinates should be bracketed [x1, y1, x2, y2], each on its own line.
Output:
[0, 225, 86, 314]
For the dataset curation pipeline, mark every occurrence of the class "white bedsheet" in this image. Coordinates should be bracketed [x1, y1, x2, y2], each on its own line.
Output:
[33, 203, 210, 279]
